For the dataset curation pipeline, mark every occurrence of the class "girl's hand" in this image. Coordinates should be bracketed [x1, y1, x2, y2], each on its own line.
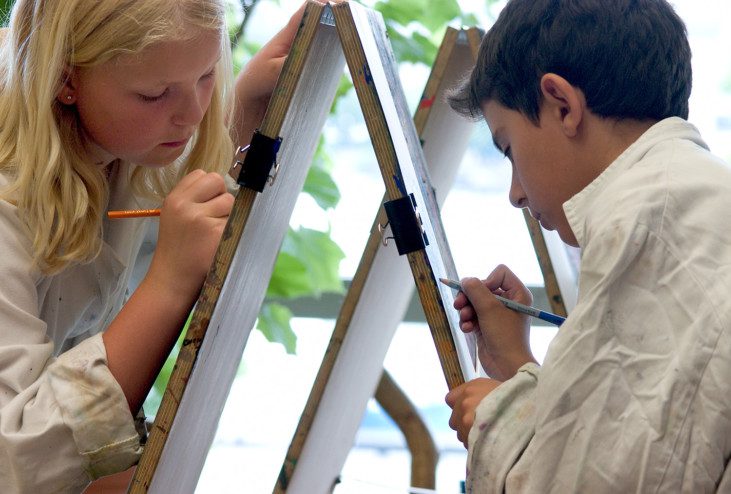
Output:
[446, 378, 502, 448]
[454, 265, 537, 380]
[147, 170, 234, 300]
[233, 2, 320, 142]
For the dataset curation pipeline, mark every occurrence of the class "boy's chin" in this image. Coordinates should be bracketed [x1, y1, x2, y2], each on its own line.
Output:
[556, 227, 580, 247]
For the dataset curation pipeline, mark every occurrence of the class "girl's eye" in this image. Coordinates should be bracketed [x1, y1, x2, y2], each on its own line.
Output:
[138, 89, 168, 103]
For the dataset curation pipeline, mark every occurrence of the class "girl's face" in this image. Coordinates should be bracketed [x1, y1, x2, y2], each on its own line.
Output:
[68, 28, 222, 167]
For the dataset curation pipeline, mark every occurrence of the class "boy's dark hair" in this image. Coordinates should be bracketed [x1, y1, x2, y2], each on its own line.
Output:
[450, 0, 692, 123]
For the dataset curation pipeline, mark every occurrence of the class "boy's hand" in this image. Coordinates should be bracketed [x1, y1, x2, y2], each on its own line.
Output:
[455, 265, 537, 380]
[148, 170, 234, 299]
[446, 378, 502, 448]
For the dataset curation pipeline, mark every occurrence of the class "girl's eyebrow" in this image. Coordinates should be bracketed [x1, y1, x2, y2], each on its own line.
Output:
[152, 54, 222, 86]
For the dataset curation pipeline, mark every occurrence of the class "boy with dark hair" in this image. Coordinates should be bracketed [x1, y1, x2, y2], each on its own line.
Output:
[444, 0, 731, 491]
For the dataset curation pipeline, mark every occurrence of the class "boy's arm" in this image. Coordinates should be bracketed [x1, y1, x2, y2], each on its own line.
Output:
[466, 363, 540, 492]
[467, 220, 731, 492]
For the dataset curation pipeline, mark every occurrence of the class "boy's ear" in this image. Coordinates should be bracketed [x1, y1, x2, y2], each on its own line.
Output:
[57, 67, 78, 105]
[539, 73, 585, 138]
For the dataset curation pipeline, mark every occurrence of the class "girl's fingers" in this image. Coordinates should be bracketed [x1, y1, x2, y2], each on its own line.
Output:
[201, 191, 235, 218]
[185, 172, 227, 203]
[173, 168, 207, 193]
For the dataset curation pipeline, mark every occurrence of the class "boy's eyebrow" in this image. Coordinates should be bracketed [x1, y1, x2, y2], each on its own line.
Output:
[490, 133, 504, 153]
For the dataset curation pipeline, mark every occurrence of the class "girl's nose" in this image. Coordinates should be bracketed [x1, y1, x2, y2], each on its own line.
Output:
[172, 89, 205, 127]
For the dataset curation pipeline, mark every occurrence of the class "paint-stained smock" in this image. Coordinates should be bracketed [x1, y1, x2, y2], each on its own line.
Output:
[0, 162, 151, 493]
[467, 118, 731, 493]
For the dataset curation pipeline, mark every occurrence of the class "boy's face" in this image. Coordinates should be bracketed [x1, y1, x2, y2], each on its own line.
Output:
[68, 28, 222, 167]
[482, 100, 581, 247]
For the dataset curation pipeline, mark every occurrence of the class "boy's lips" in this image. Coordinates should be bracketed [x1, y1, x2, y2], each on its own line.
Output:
[532, 211, 551, 229]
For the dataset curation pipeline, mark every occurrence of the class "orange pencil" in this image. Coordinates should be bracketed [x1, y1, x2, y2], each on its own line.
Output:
[107, 208, 161, 219]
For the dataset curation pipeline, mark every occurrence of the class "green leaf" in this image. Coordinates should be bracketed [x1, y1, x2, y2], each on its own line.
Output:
[387, 28, 437, 65]
[374, 0, 424, 26]
[1, 0, 13, 26]
[266, 250, 313, 299]
[460, 13, 481, 26]
[303, 163, 340, 210]
[257, 302, 297, 354]
[279, 227, 345, 297]
[375, 0, 461, 31]
[330, 74, 354, 114]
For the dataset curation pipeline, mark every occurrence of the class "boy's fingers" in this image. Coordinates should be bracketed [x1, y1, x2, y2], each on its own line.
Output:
[453, 291, 469, 309]
[445, 385, 463, 408]
[459, 305, 476, 322]
[484, 265, 533, 305]
[460, 321, 475, 333]
[461, 277, 503, 315]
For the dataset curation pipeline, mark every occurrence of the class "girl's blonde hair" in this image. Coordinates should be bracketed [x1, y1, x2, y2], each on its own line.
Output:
[0, 0, 235, 273]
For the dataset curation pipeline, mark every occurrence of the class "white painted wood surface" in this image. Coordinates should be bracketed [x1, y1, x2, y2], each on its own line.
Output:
[282, 14, 479, 493]
[147, 10, 345, 493]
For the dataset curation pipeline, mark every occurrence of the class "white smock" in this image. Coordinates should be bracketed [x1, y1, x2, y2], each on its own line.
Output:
[0, 163, 151, 493]
[467, 117, 731, 493]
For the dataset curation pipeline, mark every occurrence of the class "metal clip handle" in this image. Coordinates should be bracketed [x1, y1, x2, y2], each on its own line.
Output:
[378, 221, 394, 247]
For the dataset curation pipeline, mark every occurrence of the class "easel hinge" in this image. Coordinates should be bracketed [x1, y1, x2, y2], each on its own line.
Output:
[320, 5, 335, 26]
[236, 130, 283, 192]
[380, 193, 429, 255]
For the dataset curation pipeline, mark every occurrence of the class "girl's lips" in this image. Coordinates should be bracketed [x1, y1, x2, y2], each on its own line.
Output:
[161, 137, 190, 148]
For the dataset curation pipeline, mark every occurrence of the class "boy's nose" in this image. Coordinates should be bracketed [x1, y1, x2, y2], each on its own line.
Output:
[509, 174, 528, 209]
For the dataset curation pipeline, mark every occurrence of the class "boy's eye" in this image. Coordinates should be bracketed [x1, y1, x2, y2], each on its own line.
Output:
[138, 89, 168, 103]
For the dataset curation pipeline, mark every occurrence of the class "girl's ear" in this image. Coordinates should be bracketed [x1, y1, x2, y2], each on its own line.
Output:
[57, 67, 78, 105]
[539, 73, 585, 138]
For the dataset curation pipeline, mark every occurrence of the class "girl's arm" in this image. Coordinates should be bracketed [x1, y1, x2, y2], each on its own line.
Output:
[102, 170, 234, 413]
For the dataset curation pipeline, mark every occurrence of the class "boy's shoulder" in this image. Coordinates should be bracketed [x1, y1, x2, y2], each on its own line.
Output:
[574, 118, 731, 238]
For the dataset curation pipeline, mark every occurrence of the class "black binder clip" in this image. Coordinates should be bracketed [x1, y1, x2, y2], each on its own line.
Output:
[379, 193, 429, 255]
[235, 130, 283, 192]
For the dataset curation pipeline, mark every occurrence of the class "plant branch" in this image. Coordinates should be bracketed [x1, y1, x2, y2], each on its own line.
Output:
[231, 0, 261, 48]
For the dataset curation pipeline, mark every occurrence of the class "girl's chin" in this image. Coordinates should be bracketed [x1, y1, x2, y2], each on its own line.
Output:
[134, 150, 184, 167]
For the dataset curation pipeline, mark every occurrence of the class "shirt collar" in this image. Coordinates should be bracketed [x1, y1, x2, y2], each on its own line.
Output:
[562, 117, 707, 247]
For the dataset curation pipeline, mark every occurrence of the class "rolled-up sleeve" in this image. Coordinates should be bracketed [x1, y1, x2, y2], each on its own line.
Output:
[1, 204, 141, 493]
[48, 334, 143, 478]
[466, 363, 539, 493]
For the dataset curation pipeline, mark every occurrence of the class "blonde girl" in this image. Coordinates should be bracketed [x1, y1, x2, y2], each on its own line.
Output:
[0, 0, 306, 491]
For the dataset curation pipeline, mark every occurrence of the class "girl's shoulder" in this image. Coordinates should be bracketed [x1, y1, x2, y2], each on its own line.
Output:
[0, 179, 39, 284]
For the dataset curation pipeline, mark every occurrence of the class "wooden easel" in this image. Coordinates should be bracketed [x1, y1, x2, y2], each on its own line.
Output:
[272, 12, 577, 493]
[274, 24, 481, 494]
[129, 2, 577, 492]
[129, 4, 347, 491]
